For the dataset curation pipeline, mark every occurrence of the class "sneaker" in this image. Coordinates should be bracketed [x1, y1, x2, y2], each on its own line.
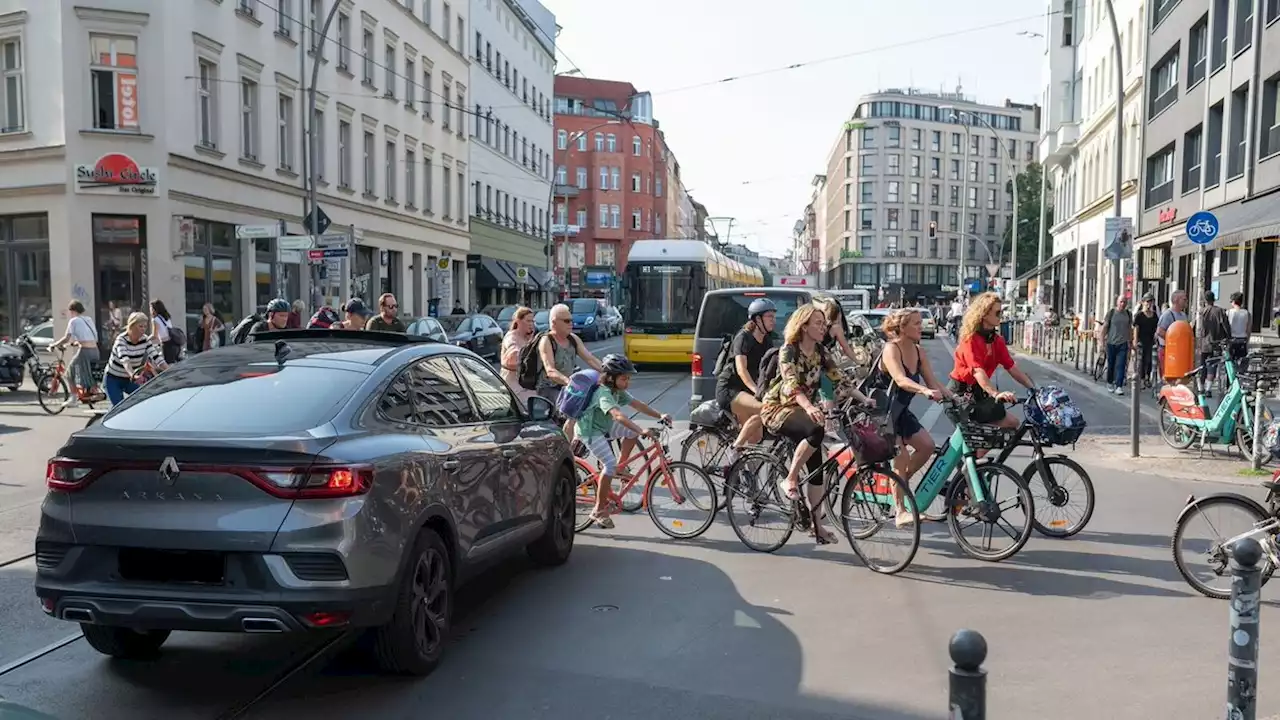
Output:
[1115, 387, 1124, 396]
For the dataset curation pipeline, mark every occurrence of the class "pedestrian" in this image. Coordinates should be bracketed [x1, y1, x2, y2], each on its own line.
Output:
[334, 298, 372, 329]
[286, 299, 305, 329]
[149, 299, 184, 365]
[500, 306, 536, 397]
[1196, 291, 1231, 395]
[1228, 291, 1251, 362]
[451, 299, 467, 316]
[1100, 294, 1133, 395]
[104, 311, 168, 405]
[49, 300, 101, 406]
[1134, 295, 1159, 389]
[366, 293, 407, 332]
[200, 303, 224, 351]
[537, 303, 603, 448]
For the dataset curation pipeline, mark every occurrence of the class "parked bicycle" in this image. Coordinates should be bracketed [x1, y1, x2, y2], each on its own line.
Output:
[1157, 342, 1276, 464]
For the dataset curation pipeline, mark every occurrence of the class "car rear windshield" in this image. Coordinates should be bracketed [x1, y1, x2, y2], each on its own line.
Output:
[102, 364, 367, 434]
[570, 299, 598, 314]
[697, 292, 809, 339]
[862, 314, 886, 328]
[437, 316, 467, 332]
[496, 307, 516, 323]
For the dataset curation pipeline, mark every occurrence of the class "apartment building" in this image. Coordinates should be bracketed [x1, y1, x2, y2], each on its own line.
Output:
[1133, 0, 1280, 335]
[822, 88, 1040, 303]
[0, 0, 469, 344]
[552, 75, 666, 299]
[467, 0, 554, 308]
[1038, 0, 1146, 319]
[800, 173, 825, 279]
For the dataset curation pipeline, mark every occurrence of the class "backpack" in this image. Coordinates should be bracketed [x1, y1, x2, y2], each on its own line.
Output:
[710, 335, 734, 376]
[754, 346, 784, 401]
[556, 369, 601, 419]
[517, 332, 582, 390]
[229, 314, 263, 345]
[166, 322, 186, 349]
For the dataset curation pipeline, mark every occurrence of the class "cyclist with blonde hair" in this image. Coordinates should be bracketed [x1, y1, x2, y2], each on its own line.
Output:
[948, 292, 1035, 429]
[879, 307, 951, 526]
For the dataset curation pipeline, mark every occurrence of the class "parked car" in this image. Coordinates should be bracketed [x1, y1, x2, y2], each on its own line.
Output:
[494, 306, 520, 328]
[856, 309, 893, 340]
[35, 329, 575, 676]
[690, 288, 815, 406]
[26, 321, 54, 354]
[533, 309, 551, 334]
[603, 307, 623, 337]
[919, 308, 937, 338]
[405, 316, 449, 343]
[437, 313, 503, 361]
[0, 340, 25, 390]
[567, 298, 607, 341]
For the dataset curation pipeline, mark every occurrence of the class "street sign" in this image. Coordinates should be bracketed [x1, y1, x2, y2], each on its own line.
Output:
[985, 263, 1001, 278]
[316, 233, 348, 248]
[236, 224, 278, 240]
[307, 247, 349, 260]
[1186, 210, 1220, 245]
[278, 249, 303, 263]
[302, 206, 332, 235]
[1104, 216, 1134, 261]
[515, 266, 529, 284]
[278, 235, 316, 250]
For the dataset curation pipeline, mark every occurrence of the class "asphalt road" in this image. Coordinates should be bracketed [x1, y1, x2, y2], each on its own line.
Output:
[2, 334, 1280, 718]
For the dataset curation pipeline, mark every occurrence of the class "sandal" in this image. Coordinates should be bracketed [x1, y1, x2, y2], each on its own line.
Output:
[590, 513, 615, 530]
[778, 479, 800, 501]
[811, 524, 839, 545]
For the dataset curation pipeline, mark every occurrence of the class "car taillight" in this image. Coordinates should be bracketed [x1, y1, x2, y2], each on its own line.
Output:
[46, 458, 97, 493]
[257, 466, 373, 499]
[625, 326, 634, 334]
[691, 353, 703, 377]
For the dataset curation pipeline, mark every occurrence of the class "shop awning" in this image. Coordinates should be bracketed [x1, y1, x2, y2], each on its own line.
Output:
[1172, 192, 1280, 256]
[476, 258, 516, 289]
[522, 265, 547, 291]
[1016, 249, 1073, 282]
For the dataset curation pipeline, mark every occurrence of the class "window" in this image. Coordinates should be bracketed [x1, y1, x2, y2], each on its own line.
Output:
[610, 167, 620, 190]
[1269, 0, 1280, 24]
[1188, 15, 1208, 87]
[860, 155, 874, 174]
[405, 148, 416, 205]
[405, 58, 416, 109]
[860, 181, 874, 203]
[1207, 100, 1224, 186]
[910, 128, 922, 150]
[886, 154, 901, 175]
[239, 78, 258, 160]
[276, 0, 293, 36]
[598, 244, 616, 266]
[633, 136, 642, 155]
[951, 133, 961, 153]
[860, 208, 873, 230]
[453, 357, 518, 421]
[861, 127, 876, 149]
[456, 169, 465, 220]
[90, 35, 140, 131]
[593, 132, 603, 151]
[986, 163, 997, 183]
[909, 208, 920, 229]
[930, 130, 941, 152]
[910, 155, 921, 177]
[338, 119, 351, 188]
[385, 140, 396, 201]
[441, 77, 451, 130]
[336, 13, 351, 70]
[1149, 44, 1180, 117]
[632, 209, 642, 229]
[557, 129, 567, 149]
[443, 3, 453, 46]
[886, 208, 900, 229]
[1211, 0, 1229, 72]
[967, 187, 977, 208]
[361, 29, 374, 84]
[442, 163, 452, 219]
[575, 167, 587, 188]
[968, 160, 978, 182]
[405, 359, 478, 426]
[598, 166, 608, 189]
[970, 135, 981, 156]
[610, 205, 620, 228]
[986, 188, 997, 210]
[606, 134, 616, 152]
[887, 126, 901, 148]
[631, 173, 640, 192]
[555, 165, 567, 184]
[576, 208, 587, 227]
[277, 94, 294, 170]
[576, 133, 586, 151]
[313, 109, 325, 180]
[1144, 143, 1176, 207]
[1262, 72, 1280, 157]
[363, 130, 375, 194]
[423, 155, 432, 211]
[930, 184, 940, 205]
[422, 67, 432, 119]
[598, 204, 608, 227]
[949, 185, 960, 207]
[1183, 124, 1203, 191]
[1228, 84, 1249, 178]
[1, 36, 24, 132]
[930, 157, 941, 178]
[887, 181, 900, 202]
[910, 182, 920, 203]
[1234, 0, 1253, 54]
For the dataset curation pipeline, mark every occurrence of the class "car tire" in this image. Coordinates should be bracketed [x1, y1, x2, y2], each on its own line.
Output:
[80, 624, 170, 659]
[5, 384, 17, 392]
[526, 463, 576, 567]
[371, 527, 452, 676]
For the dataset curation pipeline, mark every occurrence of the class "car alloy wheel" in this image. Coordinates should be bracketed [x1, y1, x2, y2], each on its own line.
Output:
[551, 468, 574, 549]
[411, 547, 449, 659]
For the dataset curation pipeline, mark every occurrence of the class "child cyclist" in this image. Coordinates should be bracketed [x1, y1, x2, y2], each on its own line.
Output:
[579, 354, 672, 529]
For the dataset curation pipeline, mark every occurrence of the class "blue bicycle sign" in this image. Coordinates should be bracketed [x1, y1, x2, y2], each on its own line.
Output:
[1186, 211, 1219, 245]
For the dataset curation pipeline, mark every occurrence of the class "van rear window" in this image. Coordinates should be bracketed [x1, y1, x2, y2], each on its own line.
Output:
[697, 292, 809, 339]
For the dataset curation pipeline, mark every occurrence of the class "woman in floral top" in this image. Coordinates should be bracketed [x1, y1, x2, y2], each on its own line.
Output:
[760, 303, 873, 544]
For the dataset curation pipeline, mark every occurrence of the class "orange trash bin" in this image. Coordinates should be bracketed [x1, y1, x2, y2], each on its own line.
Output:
[1164, 319, 1194, 381]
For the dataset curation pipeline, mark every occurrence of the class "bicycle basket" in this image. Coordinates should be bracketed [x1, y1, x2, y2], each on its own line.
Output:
[958, 423, 1016, 450]
[1032, 423, 1084, 446]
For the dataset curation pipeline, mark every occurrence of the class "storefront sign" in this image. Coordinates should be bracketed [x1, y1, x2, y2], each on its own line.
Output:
[1158, 207, 1178, 224]
[466, 253, 482, 269]
[584, 270, 612, 287]
[75, 153, 159, 196]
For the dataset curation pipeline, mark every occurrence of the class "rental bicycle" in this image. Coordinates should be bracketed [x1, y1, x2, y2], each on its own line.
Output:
[1172, 476, 1280, 599]
[723, 401, 922, 574]
[37, 347, 106, 415]
[1157, 342, 1276, 464]
[573, 419, 719, 540]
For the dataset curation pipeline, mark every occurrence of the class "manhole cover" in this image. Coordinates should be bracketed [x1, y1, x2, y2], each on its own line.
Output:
[591, 604, 619, 612]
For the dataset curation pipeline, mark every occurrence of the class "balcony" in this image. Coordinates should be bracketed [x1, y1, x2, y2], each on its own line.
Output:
[1041, 120, 1079, 165]
[553, 184, 580, 198]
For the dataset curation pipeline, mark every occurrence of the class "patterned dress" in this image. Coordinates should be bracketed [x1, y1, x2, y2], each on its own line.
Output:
[759, 343, 847, 433]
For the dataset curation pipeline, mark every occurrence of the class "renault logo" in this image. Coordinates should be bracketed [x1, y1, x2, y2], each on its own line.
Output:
[159, 457, 180, 486]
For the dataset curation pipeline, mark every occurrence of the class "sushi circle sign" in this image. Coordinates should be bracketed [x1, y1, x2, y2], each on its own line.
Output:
[74, 152, 160, 196]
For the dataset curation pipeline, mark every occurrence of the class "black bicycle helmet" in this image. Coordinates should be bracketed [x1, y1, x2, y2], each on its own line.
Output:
[266, 298, 290, 314]
[747, 298, 777, 319]
[600, 354, 636, 376]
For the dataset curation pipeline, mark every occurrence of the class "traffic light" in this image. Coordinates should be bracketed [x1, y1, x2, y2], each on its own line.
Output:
[928, 221, 937, 240]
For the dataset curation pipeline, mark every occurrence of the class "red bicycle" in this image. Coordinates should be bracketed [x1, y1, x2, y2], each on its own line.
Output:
[38, 347, 106, 415]
[573, 421, 718, 539]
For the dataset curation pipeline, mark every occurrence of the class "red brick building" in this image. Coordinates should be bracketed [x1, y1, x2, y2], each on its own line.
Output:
[552, 75, 669, 297]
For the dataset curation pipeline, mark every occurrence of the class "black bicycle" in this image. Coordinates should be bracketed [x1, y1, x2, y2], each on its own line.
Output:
[681, 412, 787, 514]
[723, 402, 921, 575]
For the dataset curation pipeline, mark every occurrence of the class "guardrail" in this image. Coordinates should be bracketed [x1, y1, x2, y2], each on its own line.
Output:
[1006, 319, 1102, 379]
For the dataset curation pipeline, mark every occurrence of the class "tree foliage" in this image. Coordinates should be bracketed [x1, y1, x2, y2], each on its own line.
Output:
[1002, 162, 1054, 277]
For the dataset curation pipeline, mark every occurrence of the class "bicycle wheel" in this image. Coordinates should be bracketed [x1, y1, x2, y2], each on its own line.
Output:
[1091, 354, 1106, 382]
[839, 466, 920, 574]
[680, 426, 730, 513]
[37, 375, 69, 415]
[1022, 456, 1095, 538]
[945, 462, 1035, 562]
[1172, 495, 1277, 599]
[1234, 410, 1275, 468]
[616, 441, 647, 513]
[646, 461, 717, 540]
[573, 461, 598, 533]
[1157, 399, 1197, 450]
[725, 452, 794, 553]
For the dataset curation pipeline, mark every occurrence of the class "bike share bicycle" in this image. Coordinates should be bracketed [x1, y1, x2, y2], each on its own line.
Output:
[1172, 346, 1280, 598]
[1157, 341, 1275, 465]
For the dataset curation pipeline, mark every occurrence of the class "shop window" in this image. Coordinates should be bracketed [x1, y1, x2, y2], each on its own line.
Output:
[92, 215, 145, 350]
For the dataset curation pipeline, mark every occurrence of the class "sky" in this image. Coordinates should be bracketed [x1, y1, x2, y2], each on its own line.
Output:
[541, 0, 1046, 259]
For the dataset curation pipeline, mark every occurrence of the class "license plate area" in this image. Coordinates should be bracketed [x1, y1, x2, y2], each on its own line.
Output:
[117, 548, 227, 585]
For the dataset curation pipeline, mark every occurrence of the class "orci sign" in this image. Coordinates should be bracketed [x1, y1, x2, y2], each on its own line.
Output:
[75, 153, 159, 196]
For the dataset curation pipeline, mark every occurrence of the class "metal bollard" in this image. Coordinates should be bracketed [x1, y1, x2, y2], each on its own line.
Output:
[948, 629, 987, 720]
[1227, 537, 1263, 720]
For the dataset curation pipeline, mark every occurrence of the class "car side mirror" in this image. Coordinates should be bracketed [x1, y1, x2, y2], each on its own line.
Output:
[848, 325, 864, 339]
[527, 395, 553, 421]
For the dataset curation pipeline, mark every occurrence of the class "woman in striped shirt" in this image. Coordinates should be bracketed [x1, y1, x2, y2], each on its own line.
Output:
[104, 311, 168, 405]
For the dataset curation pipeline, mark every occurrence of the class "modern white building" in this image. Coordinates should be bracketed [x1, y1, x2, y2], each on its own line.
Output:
[466, 0, 555, 307]
[0, 0, 469, 346]
[1038, 0, 1145, 319]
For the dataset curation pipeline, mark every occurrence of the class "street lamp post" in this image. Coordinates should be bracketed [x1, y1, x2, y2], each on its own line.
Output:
[956, 120, 970, 296]
[300, 1, 343, 311]
[546, 118, 624, 301]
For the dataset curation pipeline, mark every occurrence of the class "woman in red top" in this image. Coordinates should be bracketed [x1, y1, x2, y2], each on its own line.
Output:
[948, 292, 1035, 428]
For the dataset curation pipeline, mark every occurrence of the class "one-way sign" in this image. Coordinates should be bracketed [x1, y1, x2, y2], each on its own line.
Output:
[303, 206, 332, 235]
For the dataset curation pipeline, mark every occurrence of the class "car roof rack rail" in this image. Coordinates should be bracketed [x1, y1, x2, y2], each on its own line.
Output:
[249, 329, 439, 345]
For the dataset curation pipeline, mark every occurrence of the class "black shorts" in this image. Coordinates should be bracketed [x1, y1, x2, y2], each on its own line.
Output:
[716, 383, 753, 410]
[890, 406, 924, 438]
[948, 379, 1006, 424]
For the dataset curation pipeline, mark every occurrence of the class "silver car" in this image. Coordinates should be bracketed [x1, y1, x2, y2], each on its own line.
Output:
[36, 329, 576, 676]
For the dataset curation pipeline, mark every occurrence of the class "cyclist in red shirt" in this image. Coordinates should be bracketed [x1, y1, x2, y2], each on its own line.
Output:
[948, 292, 1036, 429]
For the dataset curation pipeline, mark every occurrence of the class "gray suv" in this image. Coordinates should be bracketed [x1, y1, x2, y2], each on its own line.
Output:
[690, 288, 814, 406]
[35, 330, 576, 676]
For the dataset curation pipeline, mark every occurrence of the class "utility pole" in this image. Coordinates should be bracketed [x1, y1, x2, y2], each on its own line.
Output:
[304, 1, 343, 312]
